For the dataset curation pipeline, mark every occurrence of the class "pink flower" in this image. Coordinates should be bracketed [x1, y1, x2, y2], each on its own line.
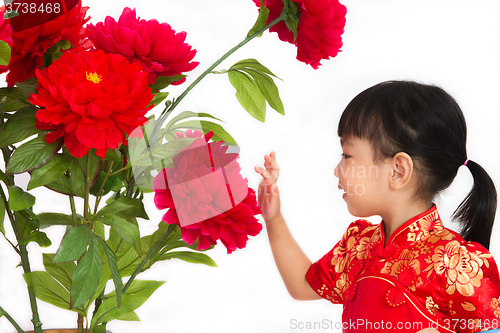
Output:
[254, 0, 347, 69]
[153, 132, 262, 253]
[87, 7, 198, 85]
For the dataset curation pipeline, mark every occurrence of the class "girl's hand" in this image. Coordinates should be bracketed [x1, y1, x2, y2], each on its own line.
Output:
[254, 151, 281, 223]
[416, 329, 440, 333]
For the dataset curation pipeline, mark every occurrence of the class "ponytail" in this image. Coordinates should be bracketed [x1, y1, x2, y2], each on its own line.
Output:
[453, 160, 497, 250]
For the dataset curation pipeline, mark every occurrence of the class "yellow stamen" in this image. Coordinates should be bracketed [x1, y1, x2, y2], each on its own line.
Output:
[86, 72, 102, 83]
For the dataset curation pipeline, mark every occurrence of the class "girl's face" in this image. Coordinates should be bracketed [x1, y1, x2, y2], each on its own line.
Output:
[334, 136, 391, 217]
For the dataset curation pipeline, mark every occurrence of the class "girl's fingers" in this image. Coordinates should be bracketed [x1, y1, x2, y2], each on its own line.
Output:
[254, 166, 275, 184]
[264, 153, 279, 178]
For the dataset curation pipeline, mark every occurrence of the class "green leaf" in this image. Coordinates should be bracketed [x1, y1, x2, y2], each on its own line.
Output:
[171, 120, 237, 145]
[0, 108, 42, 148]
[164, 111, 224, 133]
[98, 238, 122, 306]
[229, 59, 284, 116]
[44, 174, 78, 197]
[38, 212, 76, 229]
[71, 237, 101, 308]
[97, 214, 141, 255]
[247, 0, 270, 37]
[104, 149, 122, 162]
[283, 0, 300, 41]
[53, 225, 91, 263]
[6, 135, 62, 174]
[231, 58, 279, 78]
[148, 91, 169, 107]
[90, 280, 164, 330]
[43, 253, 76, 291]
[0, 199, 5, 234]
[129, 136, 194, 168]
[94, 196, 149, 220]
[0, 87, 27, 99]
[15, 210, 51, 247]
[90, 169, 122, 197]
[24, 271, 84, 315]
[149, 75, 186, 92]
[159, 251, 217, 267]
[15, 80, 38, 97]
[116, 311, 140, 321]
[228, 70, 266, 122]
[115, 241, 141, 277]
[245, 69, 284, 115]
[0, 98, 32, 112]
[8, 185, 35, 211]
[28, 154, 74, 190]
[0, 169, 7, 182]
[0, 40, 11, 66]
[45, 39, 71, 55]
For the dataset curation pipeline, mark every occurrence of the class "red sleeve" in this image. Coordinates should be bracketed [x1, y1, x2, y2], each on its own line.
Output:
[305, 219, 371, 304]
[444, 241, 500, 333]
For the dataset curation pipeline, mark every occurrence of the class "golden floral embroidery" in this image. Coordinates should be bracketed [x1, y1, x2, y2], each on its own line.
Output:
[409, 224, 420, 232]
[331, 235, 356, 273]
[424, 240, 484, 296]
[381, 249, 422, 291]
[419, 211, 443, 233]
[415, 242, 431, 256]
[333, 272, 350, 300]
[407, 232, 416, 242]
[426, 229, 454, 244]
[425, 296, 439, 315]
[448, 300, 457, 316]
[461, 301, 476, 312]
[360, 223, 378, 236]
[356, 237, 371, 259]
[477, 251, 493, 268]
[492, 296, 500, 319]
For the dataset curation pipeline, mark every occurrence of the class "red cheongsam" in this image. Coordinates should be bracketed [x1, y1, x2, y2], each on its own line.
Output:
[306, 204, 500, 332]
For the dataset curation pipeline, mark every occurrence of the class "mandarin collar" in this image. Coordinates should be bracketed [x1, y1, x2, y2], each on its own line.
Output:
[379, 204, 443, 248]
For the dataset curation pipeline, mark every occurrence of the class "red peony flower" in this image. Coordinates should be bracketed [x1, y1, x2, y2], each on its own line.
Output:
[153, 131, 262, 253]
[0, 0, 92, 86]
[29, 47, 154, 158]
[0, 6, 13, 73]
[87, 7, 199, 86]
[253, 0, 347, 69]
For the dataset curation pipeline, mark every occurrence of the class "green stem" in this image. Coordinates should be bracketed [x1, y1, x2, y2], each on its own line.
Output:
[0, 187, 43, 333]
[108, 165, 129, 177]
[93, 161, 115, 214]
[69, 195, 78, 226]
[157, 12, 287, 125]
[125, 175, 135, 198]
[122, 225, 174, 294]
[0, 306, 25, 333]
[83, 152, 92, 221]
[79, 153, 93, 333]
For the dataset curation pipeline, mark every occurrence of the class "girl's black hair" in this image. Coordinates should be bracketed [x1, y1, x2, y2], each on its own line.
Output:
[338, 80, 497, 249]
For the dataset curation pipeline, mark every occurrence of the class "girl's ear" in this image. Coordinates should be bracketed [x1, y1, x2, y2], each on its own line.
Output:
[389, 152, 414, 190]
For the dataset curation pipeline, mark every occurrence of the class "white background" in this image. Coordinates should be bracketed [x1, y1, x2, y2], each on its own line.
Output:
[1, 0, 500, 332]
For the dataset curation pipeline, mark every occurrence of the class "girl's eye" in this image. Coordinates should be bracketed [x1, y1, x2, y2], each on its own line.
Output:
[340, 153, 350, 159]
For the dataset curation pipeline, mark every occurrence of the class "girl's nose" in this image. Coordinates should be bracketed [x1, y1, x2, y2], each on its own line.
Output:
[334, 162, 340, 179]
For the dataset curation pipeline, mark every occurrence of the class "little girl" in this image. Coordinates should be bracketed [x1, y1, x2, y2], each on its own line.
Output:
[255, 81, 500, 333]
